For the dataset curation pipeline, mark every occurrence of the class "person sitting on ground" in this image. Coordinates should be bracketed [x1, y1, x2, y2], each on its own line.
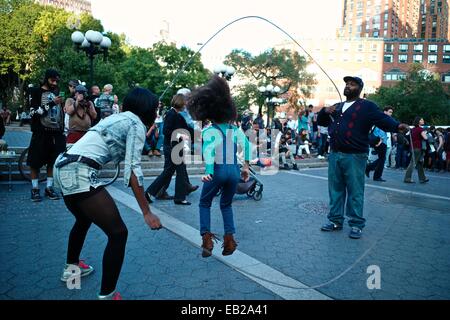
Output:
[296, 128, 312, 159]
[278, 131, 299, 170]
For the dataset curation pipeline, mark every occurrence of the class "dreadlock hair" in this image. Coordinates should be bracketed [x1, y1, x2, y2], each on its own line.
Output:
[187, 75, 237, 123]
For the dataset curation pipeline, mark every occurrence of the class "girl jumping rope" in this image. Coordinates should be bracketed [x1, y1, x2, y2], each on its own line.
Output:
[187, 76, 251, 257]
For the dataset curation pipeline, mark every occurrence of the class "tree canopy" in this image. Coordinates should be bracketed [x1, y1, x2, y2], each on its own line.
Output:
[368, 64, 450, 125]
[224, 48, 315, 115]
[0, 0, 210, 111]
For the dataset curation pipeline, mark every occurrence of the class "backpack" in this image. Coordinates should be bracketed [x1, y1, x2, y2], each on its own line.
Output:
[39, 91, 64, 132]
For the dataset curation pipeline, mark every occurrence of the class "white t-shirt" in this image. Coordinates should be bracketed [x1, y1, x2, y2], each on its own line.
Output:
[287, 119, 297, 130]
[342, 101, 355, 113]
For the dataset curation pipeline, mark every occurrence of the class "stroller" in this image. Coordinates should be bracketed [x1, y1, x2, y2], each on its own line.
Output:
[216, 160, 264, 201]
[235, 163, 264, 201]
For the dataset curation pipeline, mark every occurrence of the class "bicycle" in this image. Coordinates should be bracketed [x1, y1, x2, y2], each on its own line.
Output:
[18, 147, 121, 186]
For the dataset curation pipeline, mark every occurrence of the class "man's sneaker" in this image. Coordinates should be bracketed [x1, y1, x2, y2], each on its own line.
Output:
[349, 227, 362, 239]
[98, 291, 122, 300]
[292, 164, 299, 171]
[60, 260, 94, 282]
[317, 155, 325, 160]
[45, 187, 60, 200]
[320, 222, 343, 232]
[31, 188, 42, 202]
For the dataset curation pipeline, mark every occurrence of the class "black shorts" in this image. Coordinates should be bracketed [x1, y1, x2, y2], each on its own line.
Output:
[27, 132, 66, 169]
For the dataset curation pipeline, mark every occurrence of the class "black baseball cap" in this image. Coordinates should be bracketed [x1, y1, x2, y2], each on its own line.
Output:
[75, 84, 88, 95]
[343, 76, 364, 89]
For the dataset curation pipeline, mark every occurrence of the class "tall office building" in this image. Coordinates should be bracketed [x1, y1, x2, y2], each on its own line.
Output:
[340, 0, 421, 39]
[340, 0, 449, 40]
[36, 0, 92, 14]
[418, 0, 449, 40]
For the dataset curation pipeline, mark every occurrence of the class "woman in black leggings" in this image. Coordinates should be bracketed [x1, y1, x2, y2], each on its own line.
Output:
[54, 88, 162, 300]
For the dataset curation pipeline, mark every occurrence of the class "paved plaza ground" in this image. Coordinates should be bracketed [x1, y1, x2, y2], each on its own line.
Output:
[1, 163, 449, 301]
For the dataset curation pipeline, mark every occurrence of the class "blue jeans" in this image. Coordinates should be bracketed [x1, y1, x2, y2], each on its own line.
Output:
[199, 164, 240, 235]
[155, 122, 163, 150]
[327, 152, 367, 229]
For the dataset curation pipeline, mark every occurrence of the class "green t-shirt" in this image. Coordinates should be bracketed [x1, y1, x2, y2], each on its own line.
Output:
[202, 123, 251, 175]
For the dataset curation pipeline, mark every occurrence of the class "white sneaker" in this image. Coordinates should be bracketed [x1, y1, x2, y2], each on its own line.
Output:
[317, 155, 325, 160]
[60, 260, 94, 282]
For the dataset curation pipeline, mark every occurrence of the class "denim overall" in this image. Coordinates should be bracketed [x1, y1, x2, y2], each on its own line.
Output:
[199, 124, 240, 235]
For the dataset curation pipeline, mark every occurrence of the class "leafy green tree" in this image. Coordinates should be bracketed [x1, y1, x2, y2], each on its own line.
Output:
[150, 42, 210, 106]
[224, 48, 315, 115]
[114, 47, 163, 99]
[0, 1, 43, 107]
[368, 64, 450, 125]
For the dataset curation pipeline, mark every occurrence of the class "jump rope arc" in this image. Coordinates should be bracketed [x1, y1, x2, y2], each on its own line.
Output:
[155, 15, 416, 292]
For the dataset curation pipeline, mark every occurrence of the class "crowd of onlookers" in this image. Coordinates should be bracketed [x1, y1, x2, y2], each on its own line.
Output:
[3, 77, 450, 177]
[236, 105, 329, 170]
[386, 125, 450, 173]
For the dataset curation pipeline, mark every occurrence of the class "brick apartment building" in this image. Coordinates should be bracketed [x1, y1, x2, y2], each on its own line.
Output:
[276, 0, 450, 108]
[36, 0, 92, 14]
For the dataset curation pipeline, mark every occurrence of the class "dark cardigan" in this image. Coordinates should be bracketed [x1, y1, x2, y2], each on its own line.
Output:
[317, 98, 399, 154]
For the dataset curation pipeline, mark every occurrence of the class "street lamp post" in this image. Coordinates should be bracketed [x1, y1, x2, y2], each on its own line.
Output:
[258, 84, 281, 128]
[71, 30, 112, 86]
[213, 64, 236, 81]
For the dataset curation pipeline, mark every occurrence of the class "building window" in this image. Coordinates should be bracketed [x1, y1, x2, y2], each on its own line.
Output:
[428, 44, 438, 53]
[385, 44, 393, 52]
[371, 55, 377, 62]
[443, 55, 450, 63]
[399, 54, 408, 63]
[442, 73, 450, 83]
[384, 54, 394, 63]
[383, 70, 406, 81]
[399, 44, 409, 52]
[413, 54, 423, 63]
[444, 45, 450, 53]
[413, 44, 423, 52]
[428, 55, 437, 64]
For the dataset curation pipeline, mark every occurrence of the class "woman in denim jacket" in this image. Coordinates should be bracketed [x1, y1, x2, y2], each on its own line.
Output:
[54, 88, 162, 300]
[187, 76, 251, 258]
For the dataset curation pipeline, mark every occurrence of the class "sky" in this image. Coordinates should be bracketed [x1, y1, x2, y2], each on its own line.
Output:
[90, 0, 344, 60]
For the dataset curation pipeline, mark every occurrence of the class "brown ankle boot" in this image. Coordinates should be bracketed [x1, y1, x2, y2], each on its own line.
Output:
[222, 234, 237, 256]
[201, 232, 218, 258]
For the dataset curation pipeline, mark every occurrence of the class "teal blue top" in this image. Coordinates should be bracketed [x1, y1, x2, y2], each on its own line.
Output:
[202, 123, 251, 175]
